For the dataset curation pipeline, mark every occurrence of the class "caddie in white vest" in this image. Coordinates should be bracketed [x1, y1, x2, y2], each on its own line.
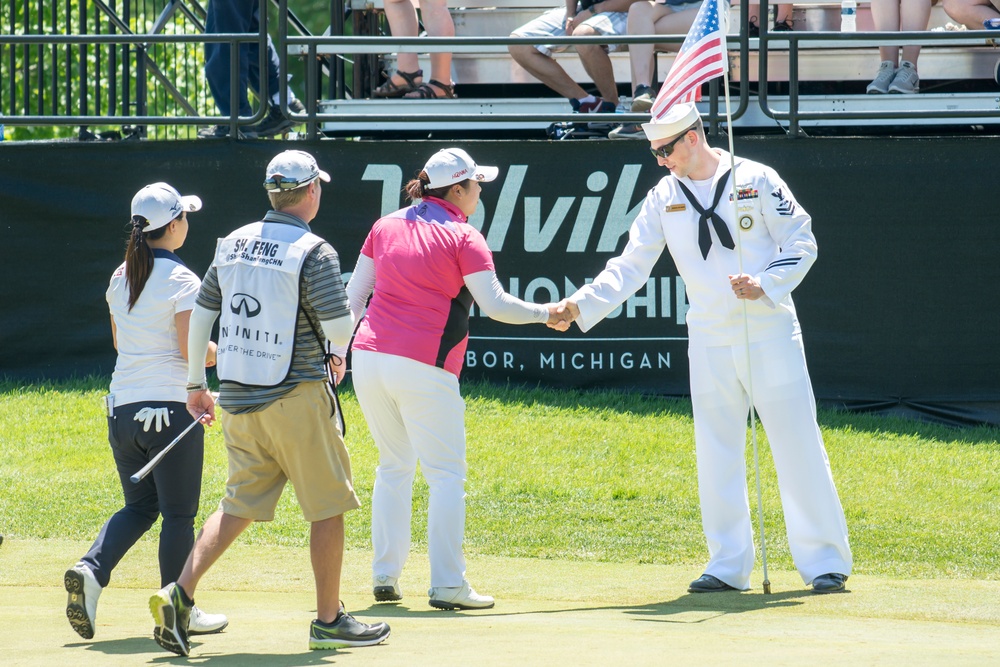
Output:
[149, 150, 390, 657]
[214, 217, 325, 386]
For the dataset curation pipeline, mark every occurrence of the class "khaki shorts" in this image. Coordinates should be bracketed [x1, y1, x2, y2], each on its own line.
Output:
[218, 381, 360, 522]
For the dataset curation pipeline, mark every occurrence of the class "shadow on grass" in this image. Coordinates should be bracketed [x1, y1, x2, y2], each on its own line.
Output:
[352, 587, 830, 623]
[71, 636, 368, 664]
[622, 588, 822, 623]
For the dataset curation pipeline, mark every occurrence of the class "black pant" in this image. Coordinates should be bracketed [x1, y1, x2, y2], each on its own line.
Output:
[204, 0, 283, 116]
[81, 401, 204, 588]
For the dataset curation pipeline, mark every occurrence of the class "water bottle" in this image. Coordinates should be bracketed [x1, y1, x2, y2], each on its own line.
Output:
[841, 0, 857, 32]
[985, 18, 1000, 29]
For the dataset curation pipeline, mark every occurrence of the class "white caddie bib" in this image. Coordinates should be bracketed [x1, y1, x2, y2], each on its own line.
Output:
[214, 221, 323, 387]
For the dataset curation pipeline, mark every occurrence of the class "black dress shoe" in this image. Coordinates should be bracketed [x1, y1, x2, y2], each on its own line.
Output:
[688, 574, 737, 593]
[811, 573, 848, 594]
[246, 106, 300, 138]
[197, 124, 245, 139]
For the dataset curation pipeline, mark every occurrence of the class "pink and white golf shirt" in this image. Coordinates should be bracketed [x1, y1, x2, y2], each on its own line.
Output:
[351, 197, 494, 377]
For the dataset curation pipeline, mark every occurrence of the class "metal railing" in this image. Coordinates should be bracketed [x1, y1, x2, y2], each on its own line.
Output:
[1, 0, 214, 139]
[757, 26, 1000, 135]
[0, 0, 319, 140]
[280, 0, 1000, 138]
[2, 0, 999, 139]
[278, 0, 753, 139]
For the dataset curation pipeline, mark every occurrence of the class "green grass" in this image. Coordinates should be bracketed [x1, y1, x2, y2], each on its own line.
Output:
[1, 377, 998, 579]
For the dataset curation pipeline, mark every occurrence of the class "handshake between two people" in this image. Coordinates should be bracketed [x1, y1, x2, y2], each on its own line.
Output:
[544, 299, 581, 332]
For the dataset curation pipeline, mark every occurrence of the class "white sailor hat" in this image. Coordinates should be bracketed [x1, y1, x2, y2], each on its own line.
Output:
[641, 103, 701, 142]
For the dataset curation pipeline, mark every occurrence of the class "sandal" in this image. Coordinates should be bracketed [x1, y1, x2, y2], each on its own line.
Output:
[372, 69, 423, 98]
[403, 79, 457, 99]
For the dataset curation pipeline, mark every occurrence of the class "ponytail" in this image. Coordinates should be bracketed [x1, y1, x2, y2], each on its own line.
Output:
[124, 215, 167, 311]
[404, 171, 470, 202]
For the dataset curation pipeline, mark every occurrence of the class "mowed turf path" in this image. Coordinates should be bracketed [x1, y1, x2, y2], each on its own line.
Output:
[2, 540, 998, 666]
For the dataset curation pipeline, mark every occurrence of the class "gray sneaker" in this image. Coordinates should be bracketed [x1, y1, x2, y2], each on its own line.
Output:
[149, 583, 191, 656]
[866, 60, 896, 94]
[309, 607, 390, 649]
[608, 124, 646, 140]
[630, 85, 655, 113]
[888, 61, 919, 94]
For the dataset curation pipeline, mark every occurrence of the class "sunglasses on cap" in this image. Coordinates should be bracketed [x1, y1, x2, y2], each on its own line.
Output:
[263, 175, 317, 191]
[649, 124, 697, 159]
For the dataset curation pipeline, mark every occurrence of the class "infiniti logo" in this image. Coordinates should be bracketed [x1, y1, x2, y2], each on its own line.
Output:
[230, 293, 262, 318]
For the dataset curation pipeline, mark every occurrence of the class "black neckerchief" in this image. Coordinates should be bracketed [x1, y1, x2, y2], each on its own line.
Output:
[675, 169, 735, 260]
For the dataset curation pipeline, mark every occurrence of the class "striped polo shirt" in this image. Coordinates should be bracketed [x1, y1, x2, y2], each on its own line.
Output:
[195, 210, 350, 413]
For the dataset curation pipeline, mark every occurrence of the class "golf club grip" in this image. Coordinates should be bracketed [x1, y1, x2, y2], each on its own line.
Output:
[129, 412, 208, 484]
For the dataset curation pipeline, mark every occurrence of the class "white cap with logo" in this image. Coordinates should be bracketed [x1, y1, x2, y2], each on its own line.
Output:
[423, 148, 499, 189]
[263, 150, 332, 191]
[641, 103, 701, 142]
[131, 183, 202, 231]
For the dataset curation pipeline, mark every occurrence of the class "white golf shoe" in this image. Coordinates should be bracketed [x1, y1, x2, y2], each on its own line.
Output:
[428, 580, 495, 610]
[188, 605, 229, 634]
[373, 574, 402, 602]
[65, 562, 102, 639]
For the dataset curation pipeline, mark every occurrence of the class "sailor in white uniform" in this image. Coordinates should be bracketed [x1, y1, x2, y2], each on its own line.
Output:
[555, 103, 852, 594]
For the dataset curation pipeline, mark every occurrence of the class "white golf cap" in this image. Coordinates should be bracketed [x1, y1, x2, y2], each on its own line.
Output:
[641, 103, 701, 142]
[423, 148, 499, 189]
[131, 182, 202, 231]
[263, 149, 331, 190]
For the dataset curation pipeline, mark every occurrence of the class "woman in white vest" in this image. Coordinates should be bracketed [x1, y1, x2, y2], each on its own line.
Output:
[346, 148, 559, 610]
[64, 183, 226, 641]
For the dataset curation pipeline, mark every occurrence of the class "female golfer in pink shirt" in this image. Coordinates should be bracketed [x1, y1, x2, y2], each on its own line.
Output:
[346, 148, 556, 610]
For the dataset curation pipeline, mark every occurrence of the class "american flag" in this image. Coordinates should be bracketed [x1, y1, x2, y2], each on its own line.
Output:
[649, 0, 729, 119]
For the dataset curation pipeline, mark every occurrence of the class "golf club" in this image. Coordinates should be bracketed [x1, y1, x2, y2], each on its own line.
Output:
[722, 77, 771, 594]
[130, 411, 209, 484]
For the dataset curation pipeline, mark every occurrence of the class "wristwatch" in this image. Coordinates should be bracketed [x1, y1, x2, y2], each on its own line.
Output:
[186, 381, 209, 392]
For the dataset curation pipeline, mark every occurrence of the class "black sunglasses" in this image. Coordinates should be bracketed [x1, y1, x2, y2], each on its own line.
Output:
[649, 125, 696, 159]
[263, 174, 316, 191]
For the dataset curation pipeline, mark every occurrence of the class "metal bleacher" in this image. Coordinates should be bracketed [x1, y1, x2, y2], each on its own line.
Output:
[288, 0, 1000, 135]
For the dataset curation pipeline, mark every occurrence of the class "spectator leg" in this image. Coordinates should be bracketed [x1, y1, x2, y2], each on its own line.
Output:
[941, 0, 1000, 30]
[384, 0, 422, 76]
[509, 43, 590, 99]
[204, 0, 254, 116]
[900, 0, 933, 67]
[419, 0, 456, 87]
[575, 28, 618, 104]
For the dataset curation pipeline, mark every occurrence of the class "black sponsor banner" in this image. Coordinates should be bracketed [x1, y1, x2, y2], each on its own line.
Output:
[0, 137, 997, 424]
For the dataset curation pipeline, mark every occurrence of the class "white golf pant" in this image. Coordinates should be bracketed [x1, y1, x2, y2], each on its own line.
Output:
[689, 334, 852, 590]
[352, 350, 468, 588]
